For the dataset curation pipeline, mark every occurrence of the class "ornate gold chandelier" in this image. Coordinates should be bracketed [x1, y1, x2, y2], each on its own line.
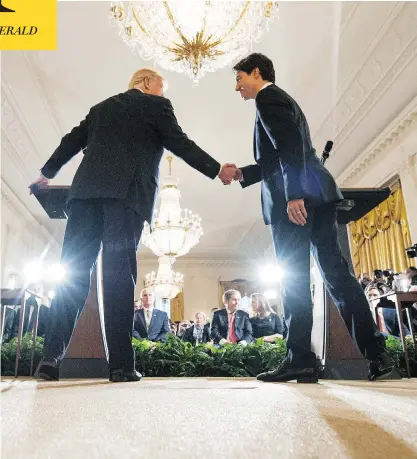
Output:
[109, 1, 279, 83]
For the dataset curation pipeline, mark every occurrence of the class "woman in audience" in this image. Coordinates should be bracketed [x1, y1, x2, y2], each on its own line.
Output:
[250, 293, 284, 342]
[182, 312, 211, 345]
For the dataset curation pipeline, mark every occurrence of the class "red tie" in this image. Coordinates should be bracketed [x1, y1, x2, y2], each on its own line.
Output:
[228, 312, 237, 343]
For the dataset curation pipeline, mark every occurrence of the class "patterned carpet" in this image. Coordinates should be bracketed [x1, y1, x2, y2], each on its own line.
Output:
[2, 378, 417, 459]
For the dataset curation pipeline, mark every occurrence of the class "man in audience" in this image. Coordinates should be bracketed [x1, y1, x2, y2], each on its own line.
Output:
[211, 289, 252, 346]
[177, 321, 191, 338]
[182, 312, 211, 345]
[366, 285, 410, 339]
[133, 288, 170, 343]
[360, 273, 371, 290]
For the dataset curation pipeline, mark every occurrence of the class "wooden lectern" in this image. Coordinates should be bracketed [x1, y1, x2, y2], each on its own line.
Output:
[311, 187, 391, 379]
[34, 186, 108, 378]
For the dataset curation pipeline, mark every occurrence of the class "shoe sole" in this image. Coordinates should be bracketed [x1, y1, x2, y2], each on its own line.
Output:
[38, 372, 58, 381]
[258, 369, 318, 383]
[370, 367, 402, 381]
[109, 375, 142, 382]
[297, 375, 319, 383]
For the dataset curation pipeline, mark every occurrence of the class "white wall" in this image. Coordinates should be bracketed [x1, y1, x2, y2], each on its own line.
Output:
[1, 180, 61, 289]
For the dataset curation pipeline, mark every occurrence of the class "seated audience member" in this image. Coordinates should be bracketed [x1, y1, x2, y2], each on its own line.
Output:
[134, 300, 142, 311]
[210, 289, 252, 346]
[133, 288, 170, 342]
[177, 321, 191, 338]
[182, 312, 211, 345]
[250, 293, 284, 342]
[169, 322, 178, 335]
[359, 272, 371, 290]
[366, 285, 410, 338]
[406, 266, 417, 291]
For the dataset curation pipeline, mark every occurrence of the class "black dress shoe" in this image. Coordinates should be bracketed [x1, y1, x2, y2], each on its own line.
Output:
[257, 358, 318, 383]
[109, 369, 142, 382]
[368, 351, 402, 381]
[38, 358, 60, 381]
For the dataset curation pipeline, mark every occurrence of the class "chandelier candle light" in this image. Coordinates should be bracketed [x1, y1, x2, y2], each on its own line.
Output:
[142, 156, 202, 299]
[109, 1, 279, 83]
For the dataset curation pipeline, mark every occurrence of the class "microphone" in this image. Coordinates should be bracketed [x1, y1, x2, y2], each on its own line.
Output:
[321, 140, 333, 165]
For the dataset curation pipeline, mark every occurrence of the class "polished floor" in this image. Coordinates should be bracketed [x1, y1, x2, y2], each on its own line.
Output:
[1, 377, 417, 459]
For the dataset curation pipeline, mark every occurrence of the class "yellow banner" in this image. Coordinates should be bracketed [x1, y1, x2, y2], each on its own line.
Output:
[0, 0, 56, 50]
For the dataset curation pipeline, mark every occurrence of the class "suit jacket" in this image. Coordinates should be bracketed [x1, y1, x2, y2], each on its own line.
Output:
[381, 307, 410, 338]
[133, 308, 170, 342]
[182, 323, 211, 345]
[41, 89, 221, 223]
[210, 309, 253, 344]
[240, 84, 343, 225]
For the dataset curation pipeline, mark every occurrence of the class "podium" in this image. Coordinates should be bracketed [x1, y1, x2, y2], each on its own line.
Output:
[34, 187, 108, 378]
[311, 187, 391, 379]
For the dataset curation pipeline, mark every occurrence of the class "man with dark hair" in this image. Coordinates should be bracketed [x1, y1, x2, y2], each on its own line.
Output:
[228, 53, 397, 383]
[211, 289, 252, 346]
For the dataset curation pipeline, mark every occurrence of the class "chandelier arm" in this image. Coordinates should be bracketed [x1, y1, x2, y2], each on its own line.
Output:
[217, 1, 251, 43]
[201, 1, 211, 38]
[163, 1, 188, 43]
[264, 1, 275, 18]
[131, 7, 149, 36]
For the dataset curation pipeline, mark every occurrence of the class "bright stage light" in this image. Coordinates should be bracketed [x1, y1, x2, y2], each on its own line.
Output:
[46, 264, 66, 282]
[48, 290, 55, 300]
[264, 289, 277, 299]
[259, 264, 283, 283]
[23, 261, 44, 283]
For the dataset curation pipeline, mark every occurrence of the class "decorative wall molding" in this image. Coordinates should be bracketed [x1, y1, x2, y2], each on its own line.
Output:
[1, 179, 61, 251]
[313, 3, 417, 155]
[398, 153, 417, 179]
[1, 85, 42, 175]
[337, 96, 417, 186]
[22, 51, 64, 137]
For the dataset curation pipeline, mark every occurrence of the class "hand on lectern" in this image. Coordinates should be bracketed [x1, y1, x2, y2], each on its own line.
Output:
[29, 175, 49, 195]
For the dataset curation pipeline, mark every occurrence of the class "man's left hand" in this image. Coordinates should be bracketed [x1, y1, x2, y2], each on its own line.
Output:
[287, 199, 307, 225]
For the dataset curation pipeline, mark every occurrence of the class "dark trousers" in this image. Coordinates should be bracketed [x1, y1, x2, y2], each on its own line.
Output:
[43, 199, 144, 372]
[271, 203, 383, 366]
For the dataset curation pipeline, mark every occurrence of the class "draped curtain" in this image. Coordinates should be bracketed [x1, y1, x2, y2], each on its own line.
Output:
[170, 292, 184, 322]
[348, 185, 414, 277]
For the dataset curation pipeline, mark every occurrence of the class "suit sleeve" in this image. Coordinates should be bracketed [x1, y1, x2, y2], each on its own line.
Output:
[153, 98, 221, 179]
[256, 92, 306, 201]
[182, 327, 193, 343]
[210, 312, 223, 344]
[132, 315, 142, 340]
[274, 314, 283, 335]
[155, 312, 170, 343]
[41, 117, 89, 179]
[239, 164, 262, 188]
[241, 315, 253, 343]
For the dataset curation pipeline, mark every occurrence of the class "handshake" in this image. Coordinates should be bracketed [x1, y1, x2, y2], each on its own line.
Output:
[218, 163, 243, 185]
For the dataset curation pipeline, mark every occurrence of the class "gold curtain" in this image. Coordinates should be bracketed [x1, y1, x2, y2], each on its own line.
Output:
[348, 186, 414, 277]
[170, 292, 184, 322]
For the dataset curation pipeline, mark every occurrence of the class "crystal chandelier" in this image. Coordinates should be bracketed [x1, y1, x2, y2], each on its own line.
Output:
[141, 156, 203, 263]
[109, 1, 279, 83]
[144, 256, 184, 299]
[142, 156, 202, 299]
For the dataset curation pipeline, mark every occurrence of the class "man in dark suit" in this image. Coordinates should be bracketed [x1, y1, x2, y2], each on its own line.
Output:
[210, 290, 253, 346]
[228, 53, 394, 382]
[133, 288, 170, 342]
[182, 312, 211, 345]
[29, 68, 236, 382]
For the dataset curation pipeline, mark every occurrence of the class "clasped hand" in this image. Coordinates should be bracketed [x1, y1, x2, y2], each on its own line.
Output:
[218, 163, 242, 185]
